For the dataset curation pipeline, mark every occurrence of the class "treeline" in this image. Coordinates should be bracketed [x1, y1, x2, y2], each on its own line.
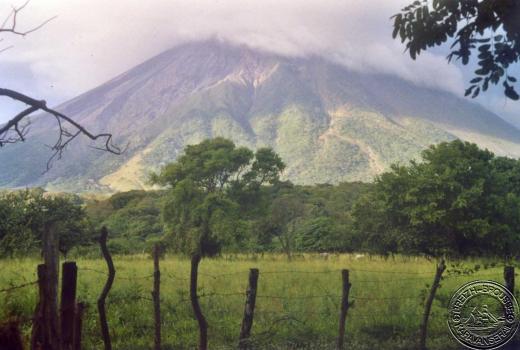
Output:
[0, 189, 92, 257]
[2, 139, 520, 258]
[85, 181, 370, 255]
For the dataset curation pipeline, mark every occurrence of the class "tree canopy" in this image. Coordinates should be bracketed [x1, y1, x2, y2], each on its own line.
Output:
[151, 138, 285, 257]
[393, 0, 520, 100]
[0, 189, 91, 257]
[353, 140, 520, 257]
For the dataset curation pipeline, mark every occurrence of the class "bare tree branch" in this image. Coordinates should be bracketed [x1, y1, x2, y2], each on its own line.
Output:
[0, 0, 56, 52]
[0, 88, 125, 171]
[0, 0, 56, 36]
[0, 2, 122, 171]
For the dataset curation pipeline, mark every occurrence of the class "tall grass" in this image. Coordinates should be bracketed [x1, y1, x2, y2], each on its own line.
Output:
[0, 253, 511, 349]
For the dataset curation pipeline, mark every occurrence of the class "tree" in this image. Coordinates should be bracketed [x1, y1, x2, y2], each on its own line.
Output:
[0, 189, 92, 257]
[353, 140, 520, 257]
[264, 193, 306, 260]
[151, 138, 284, 350]
[0, 1, 121, 169]
[393, 0, 520, 100]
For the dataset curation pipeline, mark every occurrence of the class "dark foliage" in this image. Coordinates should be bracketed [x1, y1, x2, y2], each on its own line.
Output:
[393, 0, 520, 100]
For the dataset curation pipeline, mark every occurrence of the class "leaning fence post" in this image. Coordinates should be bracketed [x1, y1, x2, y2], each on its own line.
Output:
[336, 269, 351, 350]
[31, 264, 46, 350]
[504, 266, 515, 294]
[152, 244, 161, 350]
[98, 226, 115, 350]
[238, 268, 259, 350]
[61, 261, 78, 350]
[73, 302, 85, 350]
[419, 259, 446, 350]
[190, 253, 208, 350]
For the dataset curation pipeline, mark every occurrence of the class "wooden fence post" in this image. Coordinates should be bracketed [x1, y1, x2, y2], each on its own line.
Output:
[31, 264, 46, 350]
[190, 253, 208, 350]
[98, 227, 115, 350]
[238, 268, 259, 350]
[73, 302, 85, 350]
[61, 262, 78, 350]
[336, 269, 351, 350]
[43, 222, 61, 350]
[504, 266, 515, 294]
[503, 266, 518, 350]
[419, 259, 446, 350]
[152, 244, 161, 350]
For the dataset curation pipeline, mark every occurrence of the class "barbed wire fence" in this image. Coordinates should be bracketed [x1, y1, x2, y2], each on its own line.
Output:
[81, 256, 510, 349]
[0, 238, 514, 350]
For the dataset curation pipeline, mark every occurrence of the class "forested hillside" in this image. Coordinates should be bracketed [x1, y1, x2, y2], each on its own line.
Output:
[2, 41, 520, 192]
[3, 138, 520, 259]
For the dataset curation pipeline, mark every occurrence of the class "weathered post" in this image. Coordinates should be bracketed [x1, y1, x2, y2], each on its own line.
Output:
[61, 262, 78, 350]
[504, 266, 515, 294]
[190, 253, 208, 350]
[419, 259, 446, 350]
[43, 222, 61, 350]
[336, 269, 351, 350]
[238, 268, 259, 350]
[31, 264, 46, 350]
[98, 227, 115, 350]
[31, 264, 47, 350]
[73, 302, 85, 350]
[152, 244, 161, 350]
[504, 266, 518, 350]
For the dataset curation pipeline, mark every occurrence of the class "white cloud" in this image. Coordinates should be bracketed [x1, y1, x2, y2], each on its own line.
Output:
[0, 0, 471, 119]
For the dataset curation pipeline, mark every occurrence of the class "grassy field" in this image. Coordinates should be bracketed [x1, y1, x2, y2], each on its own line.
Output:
[0, 253, 513, 349]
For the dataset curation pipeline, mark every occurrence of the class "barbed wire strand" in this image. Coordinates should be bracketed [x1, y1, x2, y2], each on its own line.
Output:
[0, 281, 37, 293]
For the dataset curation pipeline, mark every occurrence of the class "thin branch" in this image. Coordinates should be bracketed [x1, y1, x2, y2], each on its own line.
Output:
[0, 3, 121, 169]
[0, 88, 124, 171]
[0, 44, 13, 53]
[0, 0, 57, 52]
[0, 0, 56, 36]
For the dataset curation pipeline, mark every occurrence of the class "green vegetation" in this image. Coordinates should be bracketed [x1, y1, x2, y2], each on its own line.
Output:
[83, 182, 370, 256]
[150, 138, 284, 256]
[2, 138, 520, 349]
[0, 254, 512, 350]
[2, 139, 520, 261]
[0, 189, 91, 257]
[6, 41, 518, 192]
[353, 140, 520, 257]
[85, 190, 164, 254]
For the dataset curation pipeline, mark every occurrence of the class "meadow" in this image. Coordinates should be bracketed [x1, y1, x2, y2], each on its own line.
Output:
[0, 253, 513, 349]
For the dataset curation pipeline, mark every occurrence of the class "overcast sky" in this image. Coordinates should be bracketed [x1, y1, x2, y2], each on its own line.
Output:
[1, 0, 519, 126]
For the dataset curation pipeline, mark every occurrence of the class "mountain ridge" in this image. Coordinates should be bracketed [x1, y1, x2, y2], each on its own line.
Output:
[1, 39, 520, 192]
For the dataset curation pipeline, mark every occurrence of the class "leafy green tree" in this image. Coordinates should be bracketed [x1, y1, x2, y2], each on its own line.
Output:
[0, 191, 36, 256]
[294, 216, 343, 252]
[0, 189, 91, 257]
[151, 137, 284, 349]
[354, 140, 520, 257]
[393, 0, 520, 100]
[85, 190, 164, 254]
[264, 193, 306, 260]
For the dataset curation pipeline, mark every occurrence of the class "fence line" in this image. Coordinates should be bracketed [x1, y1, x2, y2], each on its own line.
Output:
[0, 280, 37, 293]
[0, 231, 516, 350]
[256, 294, 340, 300]
[80, 267, 153, 280]
[351, 295, 422, 301]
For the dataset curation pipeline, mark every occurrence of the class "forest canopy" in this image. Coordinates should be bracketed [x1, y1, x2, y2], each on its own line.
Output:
[1, 138, 519, 259]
